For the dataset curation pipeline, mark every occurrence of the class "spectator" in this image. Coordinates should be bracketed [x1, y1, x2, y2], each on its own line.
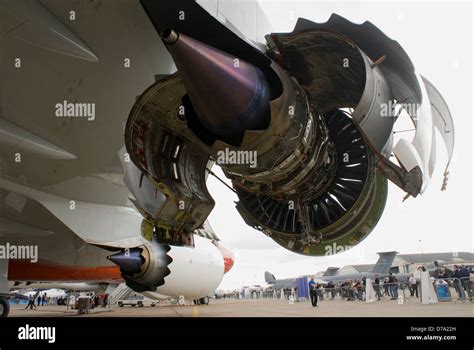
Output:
[452, 265, 464, 299]
[308, 277, 318, 307]
[409, 274, 418, 297]
[388, 273, 398, 300]
[327, 282, 336, 300]
[99, 293, 105, 308]
[316, 283, 324, 301]
[383, 277, 390, 296]
[347, 280, 355, 301]
[459, 265, 471, 299]
[374, 275, 382, 301]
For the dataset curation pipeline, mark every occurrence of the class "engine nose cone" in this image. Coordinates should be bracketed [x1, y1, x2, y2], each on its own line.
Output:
[161, 29, 271, 145]
[107, 248, 144, 275]
[213, 242, 235, 274]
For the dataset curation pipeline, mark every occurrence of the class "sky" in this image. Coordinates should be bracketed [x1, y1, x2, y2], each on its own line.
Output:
[206, 1, 473, 290]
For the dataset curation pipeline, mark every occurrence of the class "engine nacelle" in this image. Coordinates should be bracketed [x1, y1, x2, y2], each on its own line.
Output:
[108, 235, 225, 299]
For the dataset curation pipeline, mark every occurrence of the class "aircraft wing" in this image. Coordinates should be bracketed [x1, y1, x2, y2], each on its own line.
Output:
[0, 0, 174, 205]
[0, 0, 177, 249]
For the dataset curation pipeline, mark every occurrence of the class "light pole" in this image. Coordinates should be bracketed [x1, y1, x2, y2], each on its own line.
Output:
[419, 239, 425, 265]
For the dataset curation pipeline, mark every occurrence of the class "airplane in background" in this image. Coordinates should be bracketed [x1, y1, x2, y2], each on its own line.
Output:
[9, 282, 110, 306]
[318, 251, 399, 283]
[323, 267, 340, 277]
[265, 251, 399, 288]
[264, 266, 340, 290]
[264, 273, 299, 290]
[13, 288, 67, 301]
[10, 281, 108, 296]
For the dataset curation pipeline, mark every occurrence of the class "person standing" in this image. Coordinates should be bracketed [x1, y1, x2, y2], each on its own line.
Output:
[452, 265, 464, 299]
[459, 266, 471, 300]
[383, 277, 390, 297]
[25, 294, 37, 310]
[388, 273, 398, 300]
[374, 275, 382, 301]
[309, 277, 318, 307]
[99, 292, 105, 308]
[409, 274, 418, 298]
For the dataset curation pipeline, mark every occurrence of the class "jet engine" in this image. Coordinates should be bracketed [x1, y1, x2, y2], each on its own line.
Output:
[123, 1, 454, 256]
[108, 234, 228, 299]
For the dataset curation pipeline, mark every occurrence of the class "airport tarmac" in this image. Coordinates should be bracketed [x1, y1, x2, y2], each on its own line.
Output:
[9, 298, 474, 317]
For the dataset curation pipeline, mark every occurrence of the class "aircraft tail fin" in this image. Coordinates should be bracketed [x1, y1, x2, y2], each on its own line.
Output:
[372, 251, 398, 275]
[264, 271, 276, 284]
[323, 267, 340, 276]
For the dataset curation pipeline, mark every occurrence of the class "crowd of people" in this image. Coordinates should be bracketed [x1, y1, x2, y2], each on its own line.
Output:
[308, 274, 401, 304]
[434, 265, 472, 299]
[21, 291, 110, 310]
[291, 265, 472, 305]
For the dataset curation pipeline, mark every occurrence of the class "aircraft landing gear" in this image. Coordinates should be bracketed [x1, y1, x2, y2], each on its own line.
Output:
[0, 297, 10, 317]
[193, 296, 209, 306]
